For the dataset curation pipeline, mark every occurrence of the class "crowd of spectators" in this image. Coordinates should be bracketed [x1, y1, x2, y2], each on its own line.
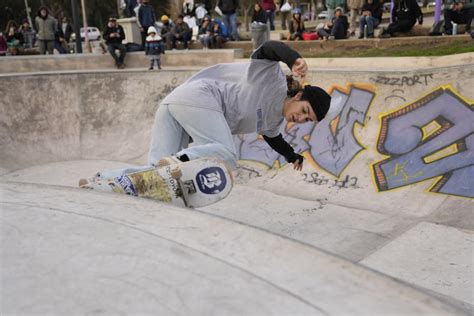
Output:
[1, 0, 472, 58]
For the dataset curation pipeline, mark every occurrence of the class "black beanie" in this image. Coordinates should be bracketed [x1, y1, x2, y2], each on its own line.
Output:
[302, 85, 331, 122]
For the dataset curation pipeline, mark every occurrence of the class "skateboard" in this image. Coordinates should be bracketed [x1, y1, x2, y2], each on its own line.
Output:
[79, 158, 233, 208]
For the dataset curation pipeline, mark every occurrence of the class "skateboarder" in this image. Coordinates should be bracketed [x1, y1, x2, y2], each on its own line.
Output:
[97, 40, 331, 180]
[148, 40, 331, 170]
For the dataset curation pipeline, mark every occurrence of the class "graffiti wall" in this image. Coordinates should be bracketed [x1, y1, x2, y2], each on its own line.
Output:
[235, 75, 473, 199]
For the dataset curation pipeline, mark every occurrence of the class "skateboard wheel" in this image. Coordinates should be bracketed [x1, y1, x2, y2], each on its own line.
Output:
[78, 178, 89, 187]
[157, 156, 181, 168]
[157, 159, 171, 168]
[170, 168, 182, 179]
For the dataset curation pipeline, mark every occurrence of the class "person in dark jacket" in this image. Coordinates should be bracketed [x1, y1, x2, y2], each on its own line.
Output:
[358, 0, 383, 38]
[168, 15, 192, 49]
[444, 0, 474, 35]
[161, 15, 175, 50]
[103, 17, 127, 68]
[251, 3, 268, 48]
[317, 7, 348, 39]
[5, 21, 24, 55]
[288, 8, 305, 40]
[218, 0, 240, 40]
[60, 17, 74, 43]
[54, 26, 68, 54]
[127, 0, 138, 17]
[198, 16, 213, 48]
[252, 3, 268, 23]
[380, 0, 423, 37]
[138, 0, 156, 48]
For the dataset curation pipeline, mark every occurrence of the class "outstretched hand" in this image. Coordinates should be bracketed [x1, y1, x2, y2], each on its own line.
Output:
[290, 154, 304, 171]
[292, 58, 308, 81]
[292, 159, 303, 171]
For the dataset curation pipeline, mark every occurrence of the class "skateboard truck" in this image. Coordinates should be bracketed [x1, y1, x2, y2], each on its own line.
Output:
[170, 168, 193, 208]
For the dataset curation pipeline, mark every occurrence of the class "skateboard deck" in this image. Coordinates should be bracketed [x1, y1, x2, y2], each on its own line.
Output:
[79, 158, 233, 208]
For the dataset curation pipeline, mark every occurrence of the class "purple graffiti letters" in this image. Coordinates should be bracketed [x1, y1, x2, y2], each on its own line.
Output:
[234, 133, 280, 167]
[235, 122, 315, 167]
[310, 87, 375, 177]
[373, 87, 474, 198]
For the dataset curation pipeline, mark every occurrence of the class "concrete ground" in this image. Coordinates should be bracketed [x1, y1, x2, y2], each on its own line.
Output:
[1, 53, 473, 315]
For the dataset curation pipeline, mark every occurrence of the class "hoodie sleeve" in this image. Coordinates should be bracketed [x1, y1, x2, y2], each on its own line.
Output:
[251, 40, 301, 69]
[263, 134, 304, 164]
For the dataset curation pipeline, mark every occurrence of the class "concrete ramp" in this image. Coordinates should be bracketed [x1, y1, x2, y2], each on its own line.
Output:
[1, 60, 473, 314]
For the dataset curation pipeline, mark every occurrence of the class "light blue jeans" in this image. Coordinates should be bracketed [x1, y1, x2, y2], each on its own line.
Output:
[359, 15, 380, 35]
[148, 103, 238, 168]
[98, 103, 238, 180]
[223, 13, 240, 40]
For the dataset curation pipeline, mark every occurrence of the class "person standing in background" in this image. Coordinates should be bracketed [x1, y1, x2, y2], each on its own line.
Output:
[134, 0, 143, 17]
[218, 0, 240, 40]
[347, 0, 364, 36]
[145, 26, 163, 70]
[138, 0, 156, 48]
[262, 0, 277, 30]
[35, 6, 57, 55]
[279, 0, 294, 30]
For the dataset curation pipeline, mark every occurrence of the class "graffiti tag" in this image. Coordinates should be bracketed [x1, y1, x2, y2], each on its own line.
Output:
[310, 86, 375, 177]
[372, 86, 474, 198]
[370, 74, 433, 87]
[303, 172, 359, 189]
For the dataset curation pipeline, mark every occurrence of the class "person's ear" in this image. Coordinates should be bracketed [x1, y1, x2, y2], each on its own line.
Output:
[293, 90, 304, 101]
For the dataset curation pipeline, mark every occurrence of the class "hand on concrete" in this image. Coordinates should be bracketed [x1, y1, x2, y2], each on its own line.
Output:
[292, 159, 303, 171]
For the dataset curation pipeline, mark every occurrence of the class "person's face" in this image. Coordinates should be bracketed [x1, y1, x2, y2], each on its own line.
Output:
[143, 0, 149, 5]
[283, 94, 317, 123]
[255, 4, 261, 11]
[335, 10, 342, 17]
[177, 17, 183, 23]
[62, 17, 68, 23]
[294, 13, 300, 19]
[368, 0, 373, 4]
[23, 22, 29, 28]
[40, 9, 47, 17]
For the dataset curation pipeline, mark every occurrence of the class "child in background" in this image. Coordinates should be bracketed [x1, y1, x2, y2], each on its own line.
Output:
[145, 26, 163, 70]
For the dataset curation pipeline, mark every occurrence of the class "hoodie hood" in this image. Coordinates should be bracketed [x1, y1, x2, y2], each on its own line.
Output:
[147, 26, 157, 34]
[38, 6, 49, 19]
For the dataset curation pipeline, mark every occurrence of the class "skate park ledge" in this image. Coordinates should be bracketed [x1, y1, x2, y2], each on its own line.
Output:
[1, 34, 472, 74]
[0, 48, 243, 74]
